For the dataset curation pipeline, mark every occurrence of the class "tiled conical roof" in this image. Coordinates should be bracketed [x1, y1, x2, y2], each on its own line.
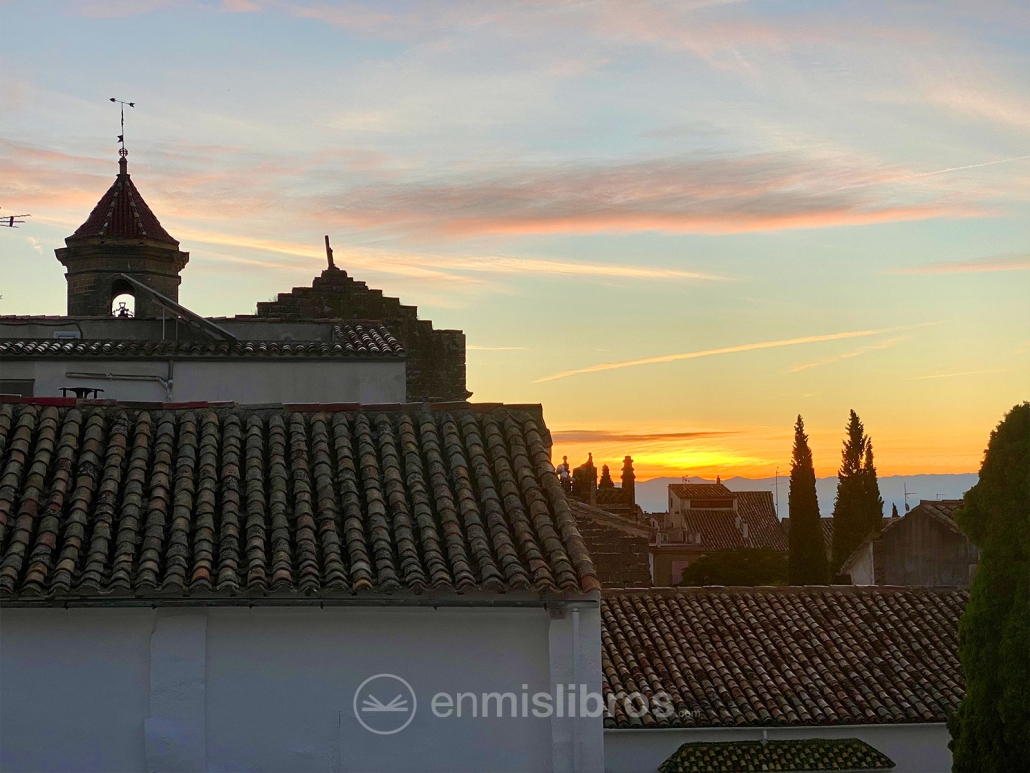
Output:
[69, 155, 178, 245]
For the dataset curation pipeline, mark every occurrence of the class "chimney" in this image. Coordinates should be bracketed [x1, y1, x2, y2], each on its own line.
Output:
[621, 455, 636, 507]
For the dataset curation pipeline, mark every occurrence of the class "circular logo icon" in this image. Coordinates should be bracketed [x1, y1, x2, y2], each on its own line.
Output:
[353, 674, 417, 735]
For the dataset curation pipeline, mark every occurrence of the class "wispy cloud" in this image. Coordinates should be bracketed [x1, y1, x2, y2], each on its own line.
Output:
[177, 228, 724, 284]
[467, 345, 526, 351]
[534, 327, 920, 383]
[907, 368, 1009, 381]
[551, 429, 736, 443]
[787, 336, 910, 373]
[315, 153, 976, 238]
[890, 253, 1030, 275]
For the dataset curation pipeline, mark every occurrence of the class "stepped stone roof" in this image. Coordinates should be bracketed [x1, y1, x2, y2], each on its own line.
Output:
[657, 738, 895, 773]
[0, 402, 598, 603]
[602, 587, 966, 729]
[0, 323, 404, 359]
[68, 157, 178, 245]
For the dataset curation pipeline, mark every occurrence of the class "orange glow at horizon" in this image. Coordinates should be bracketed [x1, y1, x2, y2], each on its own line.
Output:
[551, 427, 990, 482]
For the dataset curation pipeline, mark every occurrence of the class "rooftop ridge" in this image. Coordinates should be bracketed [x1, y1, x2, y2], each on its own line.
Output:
[602, 584, 970, 595]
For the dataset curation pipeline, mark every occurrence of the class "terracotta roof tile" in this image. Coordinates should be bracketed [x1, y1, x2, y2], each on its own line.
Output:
[681, 510, 750, 551]
[69, 165, 178, 245]
[658, 738, 895, 772]
[0, 403, 597, 602]
[914, 500, 963, 520]
[735, 491, 787, 551]
[669, 483, 733, 499]
[602, 587, 966, 729]
[0, 326, 403, 359]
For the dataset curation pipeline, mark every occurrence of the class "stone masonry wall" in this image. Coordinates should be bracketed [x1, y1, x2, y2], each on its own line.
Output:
[255, 267, 468, 401]
[573, 513, 651, 588]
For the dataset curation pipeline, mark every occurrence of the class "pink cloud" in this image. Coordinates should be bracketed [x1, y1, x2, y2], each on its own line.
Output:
[309, 153, 982, 237]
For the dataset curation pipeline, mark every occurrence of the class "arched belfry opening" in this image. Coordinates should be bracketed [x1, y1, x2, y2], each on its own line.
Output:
[110, 276, 136, 317]
[55, 152, 188, 318]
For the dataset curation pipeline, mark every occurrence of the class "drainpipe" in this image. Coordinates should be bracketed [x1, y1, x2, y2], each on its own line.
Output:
[572, 606, 580, 773]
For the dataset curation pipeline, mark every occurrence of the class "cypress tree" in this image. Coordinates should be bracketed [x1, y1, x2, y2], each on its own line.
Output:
[787, 415, 828, 584]
[891, 503, 899, 519]
[831, 410, 872, 574]
[861, 438, 885, 534]
[949, 403, 1029, 772]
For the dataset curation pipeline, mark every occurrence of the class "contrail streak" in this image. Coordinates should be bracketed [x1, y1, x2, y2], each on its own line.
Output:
[907, 368, 1008, 381]
[534, 324, 941, 383]
[823, 154, 1030, 195]
[908, 154, 1030, 178]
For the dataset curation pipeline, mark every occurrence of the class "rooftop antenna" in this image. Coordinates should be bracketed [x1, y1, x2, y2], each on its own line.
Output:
[903, 481, 917, 512]
[324, 235, 335, 269]
[0, 208, 30, 228]
[110, 97, 135, 166]
[774, 466, 780, 519]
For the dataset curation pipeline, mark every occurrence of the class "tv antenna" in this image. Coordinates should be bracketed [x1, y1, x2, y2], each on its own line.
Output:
[903, 481, 917, 512]
[1, 208, 30, 228]
[110, 97, 135, 157]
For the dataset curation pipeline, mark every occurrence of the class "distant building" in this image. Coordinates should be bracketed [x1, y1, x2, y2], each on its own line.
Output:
[842, 500, 976, 587]
[570, 501, 652, 587]
[568, 453, 641, 520]
[653, 481, 786, 585]
[1, 153, 467, 404]
[602, 586, 966, 773]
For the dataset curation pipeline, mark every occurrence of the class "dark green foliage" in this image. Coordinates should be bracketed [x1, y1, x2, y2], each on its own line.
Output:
[678, 546, 787, 586]
[598, 464, 614, 489]
[861, 440, 884, 530]
[891, 503, 899, 518]
[788, 415, 828, 584]
[949, 403, 1029, 773]
[830, 410, 884, 574]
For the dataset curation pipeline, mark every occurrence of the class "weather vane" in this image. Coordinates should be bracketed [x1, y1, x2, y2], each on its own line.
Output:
[110, 97, 135, 157]
[0, 208, 30, 228]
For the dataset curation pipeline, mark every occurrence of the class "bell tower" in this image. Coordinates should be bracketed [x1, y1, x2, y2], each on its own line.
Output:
[55, 150, 188, 317]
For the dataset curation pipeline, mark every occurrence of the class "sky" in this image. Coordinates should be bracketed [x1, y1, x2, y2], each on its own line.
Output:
[1, 0, 1027, 480]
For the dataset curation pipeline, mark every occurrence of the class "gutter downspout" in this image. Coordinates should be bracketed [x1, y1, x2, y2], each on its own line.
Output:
[572, 605, 580, 773]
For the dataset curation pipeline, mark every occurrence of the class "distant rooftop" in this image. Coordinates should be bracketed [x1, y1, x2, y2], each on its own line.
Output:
[669, 482, 733, 499]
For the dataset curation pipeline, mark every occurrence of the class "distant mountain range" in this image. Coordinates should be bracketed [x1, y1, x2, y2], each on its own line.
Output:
[635, 474, 979, 518]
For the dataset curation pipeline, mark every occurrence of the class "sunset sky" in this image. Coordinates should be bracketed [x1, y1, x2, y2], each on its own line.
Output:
[1, 0, 1027, 480]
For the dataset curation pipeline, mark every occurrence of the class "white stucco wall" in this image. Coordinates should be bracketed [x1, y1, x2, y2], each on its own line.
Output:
[0, 602, 603, 773]
[845, 542, 876, 585]
[0, 358, 406, 404]
[604, 723, 953, 773]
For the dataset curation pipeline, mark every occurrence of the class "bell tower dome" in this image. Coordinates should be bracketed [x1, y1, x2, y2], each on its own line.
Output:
[55, 151, 189, 317]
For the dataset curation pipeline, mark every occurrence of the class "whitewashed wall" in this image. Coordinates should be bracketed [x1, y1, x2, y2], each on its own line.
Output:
[0, 603, 602, 773]
[0, 358, 406, 404]
[604, 723, 953, 773]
